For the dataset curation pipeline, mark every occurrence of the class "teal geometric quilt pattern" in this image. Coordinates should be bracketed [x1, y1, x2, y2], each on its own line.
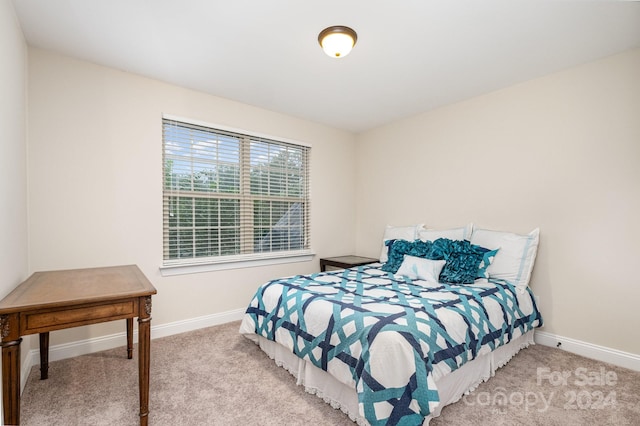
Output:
[240, 264, 543, 425]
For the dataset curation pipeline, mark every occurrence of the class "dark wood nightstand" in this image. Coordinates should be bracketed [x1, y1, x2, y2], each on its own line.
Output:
[320, 255, 379, 272]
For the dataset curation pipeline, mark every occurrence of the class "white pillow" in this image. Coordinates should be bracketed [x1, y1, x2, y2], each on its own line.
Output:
[379, 224, 423, 262]
[396, 256, 446, 283]
[470, 227, 540, 289]
[418, 223, 473, 242]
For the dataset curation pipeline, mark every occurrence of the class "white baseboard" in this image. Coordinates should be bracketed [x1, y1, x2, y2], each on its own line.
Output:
[149, 308, 245, 340]
[21, 308, 246, 392]
[535, 330, 640, 372]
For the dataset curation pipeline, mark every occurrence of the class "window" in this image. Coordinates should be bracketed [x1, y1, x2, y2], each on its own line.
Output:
[162, 117, 311, 269]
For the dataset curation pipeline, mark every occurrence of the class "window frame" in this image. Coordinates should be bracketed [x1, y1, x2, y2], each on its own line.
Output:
[159, 114, 313, 276]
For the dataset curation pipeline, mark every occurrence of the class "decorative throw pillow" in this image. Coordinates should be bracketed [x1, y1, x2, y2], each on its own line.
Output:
[382, 238, 497, 284]
[470, 228, 540, 288]
[382, 239, 434, 273]
[437, 240, 497, 284]
[396, 256, 446, 283]
[379, 224, 424, 263]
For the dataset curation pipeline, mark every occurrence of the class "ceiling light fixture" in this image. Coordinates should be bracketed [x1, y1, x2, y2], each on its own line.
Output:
[318, 26, 358, 58]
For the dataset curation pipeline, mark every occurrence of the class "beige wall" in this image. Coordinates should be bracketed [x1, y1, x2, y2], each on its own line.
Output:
[0, 0, 30, 407]
[0, 1, 28, 294]
[0, 0, 29, 296]
[355, 48, 640, 355]
[27, 48, 357, 345]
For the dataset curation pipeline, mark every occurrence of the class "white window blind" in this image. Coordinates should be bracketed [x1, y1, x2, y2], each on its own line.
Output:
[162, 118, 311, 266]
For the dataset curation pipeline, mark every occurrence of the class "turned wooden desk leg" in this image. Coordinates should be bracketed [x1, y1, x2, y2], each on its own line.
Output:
[39, 332, 50, 379]
[127, 318, 133, 360]
[1, 313, 22, 426]
[138, 296, 152, 426]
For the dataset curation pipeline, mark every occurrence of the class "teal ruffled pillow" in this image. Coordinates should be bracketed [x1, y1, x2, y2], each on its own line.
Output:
[382, 238, 498, 284]
[381, 239, 434, 273]
[439, 242, 499, 284]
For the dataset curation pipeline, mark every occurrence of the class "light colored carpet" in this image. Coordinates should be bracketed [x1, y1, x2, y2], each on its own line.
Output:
[19, 321, 640, 425]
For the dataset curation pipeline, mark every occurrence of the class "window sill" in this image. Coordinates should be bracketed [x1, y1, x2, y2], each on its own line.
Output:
[159, 250, 315, 276]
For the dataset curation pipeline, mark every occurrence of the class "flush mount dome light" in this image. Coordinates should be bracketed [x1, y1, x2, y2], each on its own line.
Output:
[318, 26, 357, 58]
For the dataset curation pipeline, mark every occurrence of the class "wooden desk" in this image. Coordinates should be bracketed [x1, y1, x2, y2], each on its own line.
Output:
[0, 265, 157, 426]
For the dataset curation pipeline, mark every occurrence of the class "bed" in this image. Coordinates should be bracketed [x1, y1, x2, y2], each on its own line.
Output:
[239, 225, 543, 425]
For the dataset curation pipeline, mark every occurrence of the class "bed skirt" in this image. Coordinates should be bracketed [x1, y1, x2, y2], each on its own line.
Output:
[245, 330, 536, 425]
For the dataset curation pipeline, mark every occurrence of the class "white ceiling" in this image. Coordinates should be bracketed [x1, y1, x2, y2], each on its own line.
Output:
[12, 0, 640, 133]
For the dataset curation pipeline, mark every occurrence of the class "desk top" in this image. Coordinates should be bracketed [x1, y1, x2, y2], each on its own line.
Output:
[0, 265, 157, 314]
